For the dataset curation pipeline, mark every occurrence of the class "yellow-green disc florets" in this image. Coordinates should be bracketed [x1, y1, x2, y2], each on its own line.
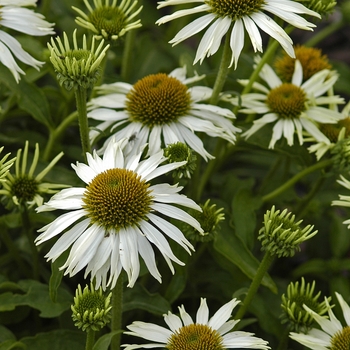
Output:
[167, 323, 225, 350]
[275, 45, 332, 82]
[82, 168, 153, 231]
[73, 0, 143, 43]
[206, 0, 265, 20]
[258, 206, 318, 257]
[184, 199, 224, 243]
[331, 326, 350, 350]
[267, 84, 307, 119]
[71, 283, 112, 332]
[48, 29, 110, 91]
[281, 277, 332, 332]
[164, 142, 197, 179]
[126, 73, 192, 127]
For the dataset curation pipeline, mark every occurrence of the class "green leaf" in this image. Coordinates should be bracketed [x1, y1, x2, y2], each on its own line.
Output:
[0, 340, 26, 350]
[123, 284, 171, 315]
[20, 330, 85, 350]
[0, 279, 72, 318]
[0, 65, 52, 128]
[214, 220, 277, 293]
[232, 187, 262, 249]
[0, 325, 16, 342]
[92, 330, 124, 350]
[164, 270, 187, 304]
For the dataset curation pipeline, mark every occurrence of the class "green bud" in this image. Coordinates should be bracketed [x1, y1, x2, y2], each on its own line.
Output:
[163, 142, 197, 179]
[71, 283, 112, 332]
[295, 0, 337, 17]
[258, 206, 318, 258]
[183, 199, 224, 243]
[48, 29, 110, 91]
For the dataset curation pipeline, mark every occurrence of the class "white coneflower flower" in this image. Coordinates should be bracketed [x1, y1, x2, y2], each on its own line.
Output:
[73, 0, 143, 43]
[35, 138, 203, 289]
[123, 298, 270, 349]
[290, 292, 350, 350]
[239, 60, 344, 148]
[156, 0, 320, 68]
[88, 66, 240, 160]
[0, 0, 55, 82]
[332, 174, 350, 229]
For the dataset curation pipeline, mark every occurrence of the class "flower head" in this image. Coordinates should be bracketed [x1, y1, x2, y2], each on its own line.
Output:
[88, 66, 240, 160]
[0, 0, 55, 82]
[35, 138, 203, 289]
[71, 283, 112, 332]
[281, 277, 332, 333]
[258, 206, 318, 258]
[0, 141, 66, 209]
[156, 0, 320, 69]
[274, 45, 332, 82]
[290, 292, 350, 350]
[240, 59, 344, 149]
[122, 298, 270, 349]
[48, 29, 110, 91]
[73, 0, 143, 44]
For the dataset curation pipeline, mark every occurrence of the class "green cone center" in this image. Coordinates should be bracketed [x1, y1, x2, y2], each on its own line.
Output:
[331, 326, 350, 350]
[206, 0, 265, 19]
[89, 6, 127, 39]
[11, 175, 38, 203]
[267, 83, 307, 119]
[82, 168, 153, 231]
[126, 73, 191, 127]
[167, 324, 224, 350]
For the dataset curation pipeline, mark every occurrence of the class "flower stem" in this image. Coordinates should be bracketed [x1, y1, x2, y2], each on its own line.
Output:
[111, 274, 123, 350]
[209, 29, 233, 105]
[261, 159, 332, 203]
[304, 19, 345, 48]
[234, 251, 275, 321]
[75, 86, 91, 161]
[43, 111, 78, 162]
[85, 329, 96, 350]
[121, 29, 137, 82]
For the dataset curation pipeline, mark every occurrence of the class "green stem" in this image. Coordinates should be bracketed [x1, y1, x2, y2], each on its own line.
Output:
[277, 327, 290, 350]
[21, 207, 39, 280]
[234, 251, 275, 321]
[261, 159, 332, 203]
[209, 30, 233, 105]
[43, 111, 78, 162]
[121, 29, 137, 82]
[85, 329, 96, 350]
[75, 86, 91, 160]
[304, 19, 345, 48]
[111, 275, 123, 350]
